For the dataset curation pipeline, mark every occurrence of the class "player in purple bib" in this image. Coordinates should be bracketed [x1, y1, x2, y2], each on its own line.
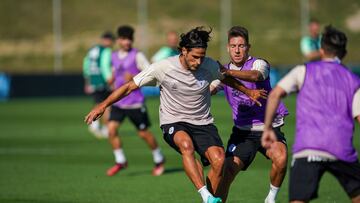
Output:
[211, 26, 289, 203]
[106, 25, 165, 177]
[262, 26, 360, 202]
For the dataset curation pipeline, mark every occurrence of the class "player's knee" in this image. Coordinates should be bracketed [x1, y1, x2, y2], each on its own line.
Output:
[210, 152, 225, 170]
[108, 128, 117, 138]
[179, 141, 194, 155]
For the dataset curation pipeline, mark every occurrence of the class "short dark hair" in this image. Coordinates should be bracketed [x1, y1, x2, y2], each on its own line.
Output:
[101, 31, 115, 40]
[321, 25, 347, 59]
[117, 25, 134, 40]
[228, 26, 249, 44]
[178, 26, 212, 51]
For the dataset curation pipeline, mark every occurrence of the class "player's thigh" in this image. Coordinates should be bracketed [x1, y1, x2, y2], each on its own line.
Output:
[289, 158, 325, 202]
[225, 127, 258, 171]
[204, 145, 225, 166]
[173, 130, 195, 153]
[160, 122, 194, 154]
[328, 161, 360, 199]
[261, 127, 287, 161]
[109, 106, 126, 123]
[127, 106, 151, 131]
[191, 124, 224, 166]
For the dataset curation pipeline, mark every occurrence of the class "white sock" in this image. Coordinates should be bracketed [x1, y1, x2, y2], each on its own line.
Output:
[152, 148, 164, 164]
[100, 126, 109, 138]
[113, 149, 126, 164]
[89, 120, 100, 131]
[266, 184, 280, 201]
[198, 186, 212, 203]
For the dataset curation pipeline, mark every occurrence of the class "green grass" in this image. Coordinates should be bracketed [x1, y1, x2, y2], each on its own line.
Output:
[0, 95, 359, 202]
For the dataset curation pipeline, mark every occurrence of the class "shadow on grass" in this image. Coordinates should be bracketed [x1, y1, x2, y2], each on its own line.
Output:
[126, 167, 184, 176]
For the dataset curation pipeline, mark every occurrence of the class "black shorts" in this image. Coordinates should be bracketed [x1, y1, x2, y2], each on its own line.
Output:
[225, 126, 286, 170]
[92, 89, 111, 103]
[160, 122, 224, 166]
[109, 105, 151, 130]
[289, 157, 360, 201]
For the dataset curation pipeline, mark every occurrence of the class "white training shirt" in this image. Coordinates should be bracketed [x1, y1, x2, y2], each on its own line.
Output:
[133, 55, 225, 126]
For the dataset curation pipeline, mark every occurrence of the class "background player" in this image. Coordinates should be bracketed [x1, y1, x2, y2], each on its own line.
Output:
[83, 31, 114, 138]
[151, 31, 180, 63]
[106, 25, 165, 176]
[300, 19, 321, 61]
[262, 25, 360, 203]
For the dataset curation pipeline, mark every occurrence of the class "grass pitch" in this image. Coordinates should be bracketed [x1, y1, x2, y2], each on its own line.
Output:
[0, 95, 358, 203]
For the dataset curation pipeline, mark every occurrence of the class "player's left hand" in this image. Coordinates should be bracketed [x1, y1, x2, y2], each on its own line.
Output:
[261, 129, 277, 149]
[84, 104, 106, 125]
[217, 61, 230, 76]
[247, 89, 267, 106]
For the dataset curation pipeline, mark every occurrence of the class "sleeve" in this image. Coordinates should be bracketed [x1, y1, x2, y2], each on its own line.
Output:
[83, 55, 90, 78]
[252, 59, 269, 80]
[352, 88, 360, 118]
[100, 48, 112, 81]
[133, 63, 163, 87]
[210, 79, 224, 91]
[277, 65, 306, 94]
[136, 52, 151, 71]
[300, 37, 312, 55]
[207, 58, 225, 81]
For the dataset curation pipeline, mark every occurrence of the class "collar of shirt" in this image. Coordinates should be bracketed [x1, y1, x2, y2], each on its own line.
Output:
[229, 56, 252, 70]
[117, 49, 130, 59]
[322, 56, 341, 64]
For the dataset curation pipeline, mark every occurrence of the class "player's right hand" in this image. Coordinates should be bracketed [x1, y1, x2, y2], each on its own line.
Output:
[84, 104, 106, 125]
[84, 84, 94, 95]
[261, 129, 276, 149]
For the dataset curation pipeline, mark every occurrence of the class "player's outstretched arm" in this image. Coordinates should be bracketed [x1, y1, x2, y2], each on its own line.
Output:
[261, 86, 287, 149]
[223, 69, 263, 82]
[221, 76, 267, 106]
[84, 80, 139, 124]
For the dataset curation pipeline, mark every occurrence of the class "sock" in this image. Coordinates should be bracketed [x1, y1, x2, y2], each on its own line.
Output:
[198, 186, 212, 203]
[89, 120, 100, 131]
[266, 184, 280, 201]
[113, 149, 126, 164]
[100, 125, 109, 138]
[152, 148, 164, 164]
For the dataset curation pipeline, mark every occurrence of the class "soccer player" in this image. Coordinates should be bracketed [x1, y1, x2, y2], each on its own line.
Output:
[262, 25, 360, 203]
[83, 31, 114, 138]
[106, 25, 165, 176]
[151, 31, 179, 63]
[85, 26, 267, 203]
[211, 26, 289, 203]
[300, 19, 321, 61]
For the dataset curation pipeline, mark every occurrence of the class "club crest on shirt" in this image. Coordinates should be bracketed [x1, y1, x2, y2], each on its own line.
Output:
[196, 80, 206, 88]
